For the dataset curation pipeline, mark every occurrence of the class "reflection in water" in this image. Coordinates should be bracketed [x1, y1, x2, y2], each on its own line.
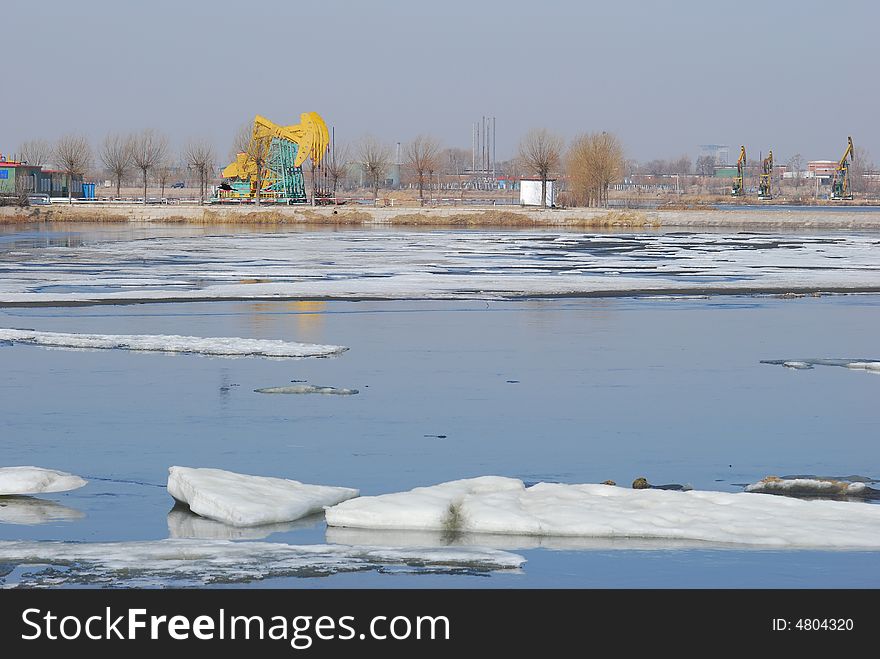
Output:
[167, 505, 321, 540]
[290, 301, 326, 342]
[326, 526, 742, 552]
[245, 300, 327, 343]
[0, 496, 85, 525]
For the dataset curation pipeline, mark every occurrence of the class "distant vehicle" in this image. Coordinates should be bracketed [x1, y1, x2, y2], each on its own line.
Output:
[170, 181, 186, 189]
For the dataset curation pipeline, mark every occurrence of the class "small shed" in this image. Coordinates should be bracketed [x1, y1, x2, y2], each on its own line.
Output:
[519, 178, 557, 207]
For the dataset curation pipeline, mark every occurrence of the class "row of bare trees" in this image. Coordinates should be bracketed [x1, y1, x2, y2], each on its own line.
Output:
[17, 132, 217, 205]
[516, 128, 625, 208]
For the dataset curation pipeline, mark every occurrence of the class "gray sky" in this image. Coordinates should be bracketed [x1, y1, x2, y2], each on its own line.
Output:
[4, 0, 878, 164]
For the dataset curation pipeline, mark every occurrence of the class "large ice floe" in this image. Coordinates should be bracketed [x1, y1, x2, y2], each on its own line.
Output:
[3, 231, 880, 305]
[324, 476, 880, 549]
[0, 329, 346, 358]
[0, 540, 523, 587]
[0, 466, 87, 495]
[745, 476, 879, 500]
[761, 358, 880, 373]
[167, 467, 358, 527]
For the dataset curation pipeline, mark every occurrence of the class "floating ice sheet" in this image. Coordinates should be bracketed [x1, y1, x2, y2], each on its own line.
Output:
[325, 477, 880, 549]
[0, 540, 524, 587]
[761, 358, 880, 373]
[0, 466, 87, 495]
[167, 467, 359, 527]
[3, 231, 880, 304]
[745, 476, 879, 500]
[0, 329, 347, 358]
[255, 385, 359, 395]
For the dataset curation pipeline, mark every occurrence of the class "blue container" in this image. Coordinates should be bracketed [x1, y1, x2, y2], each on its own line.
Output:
[82, 183, 96, 199]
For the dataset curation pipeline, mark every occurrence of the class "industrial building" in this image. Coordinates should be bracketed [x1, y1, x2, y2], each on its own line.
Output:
[0, 153, 86, 198]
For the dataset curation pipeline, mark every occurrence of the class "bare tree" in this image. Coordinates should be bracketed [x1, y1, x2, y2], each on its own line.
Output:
[14, 166, 34, 206]
[358, 136, 392, 202]
[233, 123, 271, 205]
[519, 128, 563, 208]
[567, 132, 625, 207]
[323, 143, 350, 196]
[131, 130, 168, 204]
[183, 139, 216, 205]
[848, 146, 874, 196]
[695, 155, 715, 177]
[787, 153, 804, 192]
[100, 134, 134, 198]
[53, 135, 92, 204]
[155, 159, 175, 199]
[18, 139, 52, 167]
[442, 147, 470, 202]
[404, 135, 441, 204]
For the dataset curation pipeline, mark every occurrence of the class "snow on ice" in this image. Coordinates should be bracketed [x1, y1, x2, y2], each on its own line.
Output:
[0, 466, 87, 495]
[3, 231, 880, 304]
[325, 476, 880, 549]
[0, 329, 347, 358]
[0, 539, 524, 586]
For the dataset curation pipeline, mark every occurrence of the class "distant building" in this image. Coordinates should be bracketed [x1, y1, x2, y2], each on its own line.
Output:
[699, 144, 730, 166]
[519, 178, 557, 206]
[0, 153, 84, 198]
[807, 160, 837, 184]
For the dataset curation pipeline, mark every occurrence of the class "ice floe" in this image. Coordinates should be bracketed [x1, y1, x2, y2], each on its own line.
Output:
[167, 467, 358, 527]
[0, 329, 346, 358]
[745, 476, 879, 500]
[0, 497, 85, 525]
[0, 540, 524, 587]
[166, 506, 318, 541]
[761, 358, 880, 373]
[325, 476, 880, 549]
[255, 384, 359, 395]
[0, 466, 87, 495]
[3, 231, 880, 304]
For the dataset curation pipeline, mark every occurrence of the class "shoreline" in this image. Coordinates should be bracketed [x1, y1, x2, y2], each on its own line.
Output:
[5, 204, 880, 230]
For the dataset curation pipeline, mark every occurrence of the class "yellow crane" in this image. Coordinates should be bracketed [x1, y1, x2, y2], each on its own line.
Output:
[732, 146, 746, 196]
[758, 150, 773, 199]
[220, 112, 330, 203]
[830, 136, 854, 200]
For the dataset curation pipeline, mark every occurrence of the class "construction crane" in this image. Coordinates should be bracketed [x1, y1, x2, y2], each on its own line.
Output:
[731, 146, 746, 197]
[219, 112, 330, 203]
[830, 136, 854, 200]
[758, 150, 773, 199]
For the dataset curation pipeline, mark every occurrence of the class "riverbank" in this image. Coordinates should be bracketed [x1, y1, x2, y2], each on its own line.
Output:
[5, 204, 880, 230]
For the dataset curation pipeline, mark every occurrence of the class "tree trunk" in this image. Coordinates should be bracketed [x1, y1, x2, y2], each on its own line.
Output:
[254, 157, 261, 206]
[116, 174, 121, 199]
[68, 174, 72, 205]
[143, 169, 147, 205]
[541, 177, 547, 209]
[418, 173, 424, 205]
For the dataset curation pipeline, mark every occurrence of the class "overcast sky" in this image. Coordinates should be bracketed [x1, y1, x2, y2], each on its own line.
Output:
[4, 0, 878, 165]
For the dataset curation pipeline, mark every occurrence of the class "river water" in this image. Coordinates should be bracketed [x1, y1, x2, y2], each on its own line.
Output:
[0, 224, 877, 587]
